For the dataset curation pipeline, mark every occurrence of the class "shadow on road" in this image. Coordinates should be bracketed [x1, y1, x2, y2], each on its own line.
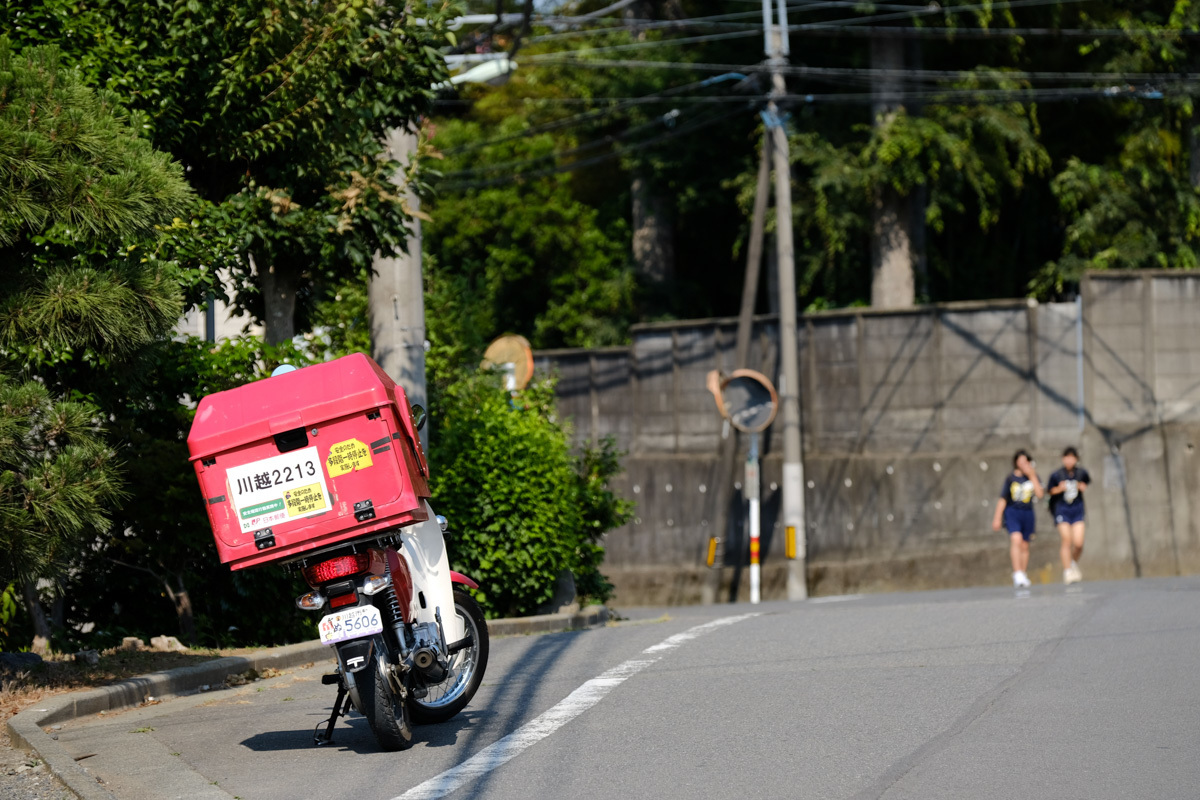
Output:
[239, 626, 597, 765]
[240, 707, 499, 755]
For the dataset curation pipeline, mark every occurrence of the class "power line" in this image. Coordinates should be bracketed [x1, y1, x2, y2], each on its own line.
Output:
[781, 84, 1186, 103]
[529, 28, 765, 55]
[523, 1, 941, 44]
[438, 73, 753, 155]
[434, 84, 1186, 191]
[443, 83, 1192, 109]
[524, 56, 1200, 85]
[438, 109, 733, 190]
[778, 25, 1200, 39]
[519, 0, 1097, 60]
[443, 109, 685, 177]
[787, 0, 1095, 30]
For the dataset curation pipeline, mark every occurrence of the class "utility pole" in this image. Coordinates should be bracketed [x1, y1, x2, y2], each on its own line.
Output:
[369, 126, 428, 445]
[763, 0, 808, 600]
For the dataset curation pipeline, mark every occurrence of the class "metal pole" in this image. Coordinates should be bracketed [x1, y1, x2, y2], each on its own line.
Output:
[765, 0, 808, 600]
[369, 126, 428, 448]
[701, 134, 771, 605]
[747, 432, 761, 604]
[1075, 294, 1085, 432]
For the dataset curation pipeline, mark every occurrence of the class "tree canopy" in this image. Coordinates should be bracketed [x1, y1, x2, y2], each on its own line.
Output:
[423, 0, 1200, 322]
[0, 38, 194, 649]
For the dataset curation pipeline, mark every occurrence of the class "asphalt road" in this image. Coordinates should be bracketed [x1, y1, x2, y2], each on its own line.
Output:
[56, 577, 1200, 800]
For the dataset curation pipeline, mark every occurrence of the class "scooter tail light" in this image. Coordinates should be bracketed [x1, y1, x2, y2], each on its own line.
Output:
[303, 554, 370, 586]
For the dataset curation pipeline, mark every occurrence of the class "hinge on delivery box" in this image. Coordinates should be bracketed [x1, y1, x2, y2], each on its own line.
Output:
[254, 529, 276, 550]
[366, 409, 382, 421]
[354, 500, 376, 522]
[202, 457, 216, 467]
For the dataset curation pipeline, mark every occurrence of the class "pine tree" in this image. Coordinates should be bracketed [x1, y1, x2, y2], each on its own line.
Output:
[0, 37, 191, 651]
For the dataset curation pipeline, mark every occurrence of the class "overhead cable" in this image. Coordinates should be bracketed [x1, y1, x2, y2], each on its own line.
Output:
[520, 0, 1096, 60]
[439, 73, 753, 155]
[444, 109, 685, 177]
[784, 25, 1200, 39]
[524, 56, 1200, 85]
[438, 110, 734, 191]
[441, 83, 1189, 107]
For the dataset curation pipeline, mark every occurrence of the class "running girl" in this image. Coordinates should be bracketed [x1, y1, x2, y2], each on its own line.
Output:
[992, 449, 1045, 588]
[1048, 446, 1090, 584]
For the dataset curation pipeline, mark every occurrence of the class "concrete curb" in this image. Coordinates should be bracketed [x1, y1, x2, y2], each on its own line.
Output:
[6, 606, 609, 799]
[487, 604, 610, 637]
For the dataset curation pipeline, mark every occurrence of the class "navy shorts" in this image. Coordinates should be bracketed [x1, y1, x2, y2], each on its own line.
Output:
[1004, 507, 1035, 541]
[1054, 504, 1085, 525]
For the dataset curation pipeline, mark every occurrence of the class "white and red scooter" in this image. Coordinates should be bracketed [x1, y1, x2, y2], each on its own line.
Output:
[293, 494, 489, 751]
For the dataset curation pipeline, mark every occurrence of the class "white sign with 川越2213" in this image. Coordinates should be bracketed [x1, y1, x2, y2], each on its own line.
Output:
[319, 605, 383, 645]
[226, 447, 332, 533]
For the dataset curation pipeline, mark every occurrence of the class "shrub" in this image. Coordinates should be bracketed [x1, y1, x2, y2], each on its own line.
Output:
[430, 373, 629, 618]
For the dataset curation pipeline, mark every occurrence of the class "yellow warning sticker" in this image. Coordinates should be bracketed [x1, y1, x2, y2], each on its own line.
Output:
[284, 483, 327, 517]
[326, 439, 373, 477]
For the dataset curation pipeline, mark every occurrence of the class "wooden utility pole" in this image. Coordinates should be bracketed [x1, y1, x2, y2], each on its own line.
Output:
[704, 0, 806, 604]
[369, 126, 428, 444]
[764, 0, 808, 601]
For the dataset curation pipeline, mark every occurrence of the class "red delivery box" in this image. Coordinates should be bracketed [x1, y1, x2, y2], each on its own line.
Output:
[187, 353, 431, 570]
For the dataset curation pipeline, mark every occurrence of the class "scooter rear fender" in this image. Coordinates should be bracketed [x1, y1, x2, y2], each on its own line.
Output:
[450, 571, 479, 590]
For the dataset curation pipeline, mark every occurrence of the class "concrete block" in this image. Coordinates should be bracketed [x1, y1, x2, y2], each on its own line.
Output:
[150, 636, 187, 653]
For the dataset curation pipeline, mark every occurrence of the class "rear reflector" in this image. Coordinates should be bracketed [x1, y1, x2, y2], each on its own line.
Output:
[304, 554, 370, 585]
[330, 592, 358, 609]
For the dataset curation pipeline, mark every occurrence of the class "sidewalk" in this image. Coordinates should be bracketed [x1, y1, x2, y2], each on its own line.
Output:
[6, 605, 610, 800]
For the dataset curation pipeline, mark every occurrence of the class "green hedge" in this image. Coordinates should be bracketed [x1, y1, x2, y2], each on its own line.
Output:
[430, 373, 631, 618]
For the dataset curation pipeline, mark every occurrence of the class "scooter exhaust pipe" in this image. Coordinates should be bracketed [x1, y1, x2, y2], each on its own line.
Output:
[412, 646, 447, 682]
[413, 646, 437, 670]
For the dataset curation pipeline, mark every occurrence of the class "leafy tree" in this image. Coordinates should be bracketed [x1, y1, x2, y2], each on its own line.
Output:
[1031, 0, 1200, 296]
[4, 0, 456, 343]
[428, 0, 762, 324]
[57, 335, 321, 648]
[743, 79, 1050, 309]
[0, 38, 191, 650]
[426, 119, 636, 351]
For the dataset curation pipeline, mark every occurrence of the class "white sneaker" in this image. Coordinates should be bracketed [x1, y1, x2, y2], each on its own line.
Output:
[1065, 563, 1082, 584]
[1013, 571, 1031, 588]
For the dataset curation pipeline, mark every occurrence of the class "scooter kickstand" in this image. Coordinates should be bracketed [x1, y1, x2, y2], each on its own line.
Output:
[313, 684, 350, 746]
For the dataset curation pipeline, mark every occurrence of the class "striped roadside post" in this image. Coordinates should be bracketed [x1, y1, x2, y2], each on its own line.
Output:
[747, 432, 762, 604]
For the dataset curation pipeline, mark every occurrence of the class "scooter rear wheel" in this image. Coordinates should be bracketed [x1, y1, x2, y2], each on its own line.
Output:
[359, 656, 413, 751]
[409, 590, 489, 724]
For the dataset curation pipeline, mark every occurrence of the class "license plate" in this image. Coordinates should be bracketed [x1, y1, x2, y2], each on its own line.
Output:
[318, 605, 383, 645]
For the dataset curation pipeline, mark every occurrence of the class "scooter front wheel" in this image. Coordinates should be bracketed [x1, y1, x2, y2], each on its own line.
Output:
[409, 590, 490, 724]
[359, 655, 413, 751]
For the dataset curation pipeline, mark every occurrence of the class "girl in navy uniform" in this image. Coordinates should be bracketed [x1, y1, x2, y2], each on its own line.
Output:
[1047, 446, 1090, 584]
[992, 450, 1044, 588]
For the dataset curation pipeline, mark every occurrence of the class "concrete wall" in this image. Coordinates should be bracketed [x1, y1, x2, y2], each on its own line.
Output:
[537, 272, 1200, 605]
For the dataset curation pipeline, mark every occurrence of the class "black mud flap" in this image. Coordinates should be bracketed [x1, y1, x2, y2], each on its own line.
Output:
[336, 638, 375, 673]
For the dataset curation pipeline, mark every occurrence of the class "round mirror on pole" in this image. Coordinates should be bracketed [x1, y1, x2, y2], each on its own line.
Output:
[714, 369, 779, 434]
[481, 334, 535, 392]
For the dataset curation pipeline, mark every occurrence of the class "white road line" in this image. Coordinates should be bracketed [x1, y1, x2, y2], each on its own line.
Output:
[394, 613, 761, 800]
[809, 594, 864, 604]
